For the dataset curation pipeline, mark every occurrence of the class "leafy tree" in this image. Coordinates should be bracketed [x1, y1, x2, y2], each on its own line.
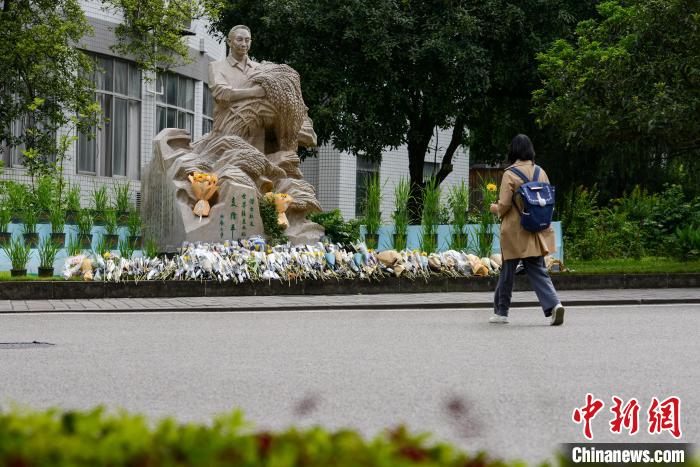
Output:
[533, 0, 700, 198]
[215, 0, 504, 219]
[0, 0, 99, 181]
[103, 0, 225, 76]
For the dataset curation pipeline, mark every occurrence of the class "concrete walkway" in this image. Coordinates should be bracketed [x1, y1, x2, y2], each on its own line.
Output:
[0, 288, 698, 313]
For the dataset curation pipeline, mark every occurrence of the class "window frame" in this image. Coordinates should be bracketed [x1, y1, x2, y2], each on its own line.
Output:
[155, 71, 195, 137]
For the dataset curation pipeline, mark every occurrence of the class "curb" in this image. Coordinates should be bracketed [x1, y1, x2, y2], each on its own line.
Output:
[0, 273, 698, 301]
[3, 298, 699, 314]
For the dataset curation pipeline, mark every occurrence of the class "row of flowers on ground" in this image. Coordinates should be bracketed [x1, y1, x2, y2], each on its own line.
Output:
[63, 238, 564, 283]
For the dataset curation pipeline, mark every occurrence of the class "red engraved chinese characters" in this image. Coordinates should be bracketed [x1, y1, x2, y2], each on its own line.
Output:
[609, 396, 640, 435]
[648, 396, 682, 439]
[572, 393, 605, 440]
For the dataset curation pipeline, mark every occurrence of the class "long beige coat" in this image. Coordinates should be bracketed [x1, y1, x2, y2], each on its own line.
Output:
[496, 160, 557, 260]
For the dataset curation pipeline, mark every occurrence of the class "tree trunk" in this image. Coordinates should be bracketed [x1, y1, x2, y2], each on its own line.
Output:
[406, 113, 434, 223]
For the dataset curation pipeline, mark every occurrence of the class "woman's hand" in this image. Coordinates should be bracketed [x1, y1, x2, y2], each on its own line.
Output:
[489, 203, 499, 214]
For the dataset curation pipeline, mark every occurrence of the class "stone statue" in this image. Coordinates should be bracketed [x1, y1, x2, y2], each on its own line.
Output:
[142, 25, 324, 251]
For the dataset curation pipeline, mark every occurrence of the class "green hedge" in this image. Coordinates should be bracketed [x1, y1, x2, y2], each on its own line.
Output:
[0, 407, 515, 466]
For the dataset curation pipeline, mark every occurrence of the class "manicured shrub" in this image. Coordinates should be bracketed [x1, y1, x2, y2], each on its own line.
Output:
[308, 209, 361, 246]
[0, 407, 509, 467]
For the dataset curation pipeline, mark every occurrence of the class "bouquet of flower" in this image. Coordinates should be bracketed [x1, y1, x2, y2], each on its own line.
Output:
[188, 172, 219, 218]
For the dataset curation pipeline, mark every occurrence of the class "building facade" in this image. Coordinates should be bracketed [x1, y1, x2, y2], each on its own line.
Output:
[2, 2, 469, 222]
[1, 0, 226, 209]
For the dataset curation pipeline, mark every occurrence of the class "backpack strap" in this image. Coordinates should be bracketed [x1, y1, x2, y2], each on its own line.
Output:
[533, 165, 541, 182]
[507, 166, 530, 183]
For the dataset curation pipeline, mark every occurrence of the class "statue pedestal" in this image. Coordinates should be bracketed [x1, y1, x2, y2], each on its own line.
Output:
[142, 129, 263, 252]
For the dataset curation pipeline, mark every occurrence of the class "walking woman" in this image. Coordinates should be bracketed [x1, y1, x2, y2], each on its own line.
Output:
[488, 134, 565, 325]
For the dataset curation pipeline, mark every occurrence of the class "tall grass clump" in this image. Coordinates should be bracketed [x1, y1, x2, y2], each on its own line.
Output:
[392, 178, 411, 251]
[474, 178, 498, 257]
[420, 177, 441, 253]
[448, 180, 469, 250]
[363, 174, 382, 249]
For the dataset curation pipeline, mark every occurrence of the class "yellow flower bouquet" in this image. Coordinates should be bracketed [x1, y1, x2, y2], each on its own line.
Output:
[188, 172, 219, 217]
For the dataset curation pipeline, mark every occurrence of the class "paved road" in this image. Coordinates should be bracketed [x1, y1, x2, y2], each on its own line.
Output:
[1, 303, 698, 464]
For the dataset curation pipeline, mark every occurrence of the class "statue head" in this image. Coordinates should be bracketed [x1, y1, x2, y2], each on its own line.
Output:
[227, 25, 251, 59]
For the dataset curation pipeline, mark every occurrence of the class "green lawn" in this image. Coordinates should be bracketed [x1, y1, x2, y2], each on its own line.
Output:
[0, 272, 65, 281]
[566, 257, 700, 274]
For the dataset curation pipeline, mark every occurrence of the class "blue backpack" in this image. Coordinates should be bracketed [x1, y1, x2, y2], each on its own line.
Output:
[507, 165, 555, 232]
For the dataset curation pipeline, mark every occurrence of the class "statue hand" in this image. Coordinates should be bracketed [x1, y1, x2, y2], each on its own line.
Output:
[252, 85, 266, 98]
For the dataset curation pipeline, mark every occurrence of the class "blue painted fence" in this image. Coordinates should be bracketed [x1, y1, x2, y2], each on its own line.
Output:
[360, 221, 563, 261]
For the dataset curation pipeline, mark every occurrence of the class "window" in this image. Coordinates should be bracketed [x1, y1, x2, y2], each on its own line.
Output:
[423, 161, 439, 182]
[78, 54, 141, 179]
[202, 85, 214, 136]
[355, 157, 380, 218]
[156, 72, 195, 136]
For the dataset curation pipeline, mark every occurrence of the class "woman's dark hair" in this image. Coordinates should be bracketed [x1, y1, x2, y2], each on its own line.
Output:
[507, 134, 535, 163]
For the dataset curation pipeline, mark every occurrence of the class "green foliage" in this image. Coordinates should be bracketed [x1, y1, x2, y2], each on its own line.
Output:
[673, 225, 700, 262]
[0, 407, 512, 467]
[448, 181, 470, 250]
[0, 207, 10, 232]
[104, 0, 224, 75]
[113, 181, 130, 212]
[392, 178, 411, 251]
[22, 208, 38, 235]
[49, 207, 65, 233]
[1, 237, 33, 270]
[38, 237, 60, 268]
[533, 0, 700, 198]
[118, 237, 136, 260]
[104, 209, 118, 235]
[93, 236, 110, 257]
[259, 196, 288, 247]
[67, 234, 81, 256]
[143, 238, 159, 259]
[127, 209, 142, 237]
[473, 179, 497, 257]
[76, 208, 93, 236]
[308, 210, 361, 246]
[5, 181, 29, 215]
[91, 186, 109, 213]
[363, 174, 382, 248]
[0, 0, 99, 178]
[35, 176, 59, 213]
[567, 257, 700, 274]
[420, 178, 441, 253]
[65, 184, 81, 211]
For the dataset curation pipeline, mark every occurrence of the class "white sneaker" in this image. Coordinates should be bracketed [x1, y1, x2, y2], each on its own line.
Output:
[550, 304, 565, 326]
[489, 314, 509, 324]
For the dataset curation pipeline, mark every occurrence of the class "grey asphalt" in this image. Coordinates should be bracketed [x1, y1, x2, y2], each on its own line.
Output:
[1, 302, 698, 464]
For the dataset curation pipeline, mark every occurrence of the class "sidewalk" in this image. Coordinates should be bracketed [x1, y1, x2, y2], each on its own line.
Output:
[0, 288, 698, 313]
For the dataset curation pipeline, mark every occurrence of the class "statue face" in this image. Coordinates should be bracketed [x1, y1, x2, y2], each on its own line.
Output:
[228, 28, 251, 57]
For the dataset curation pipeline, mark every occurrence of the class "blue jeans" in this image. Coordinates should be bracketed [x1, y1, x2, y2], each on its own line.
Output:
[494, 256, 560, 317]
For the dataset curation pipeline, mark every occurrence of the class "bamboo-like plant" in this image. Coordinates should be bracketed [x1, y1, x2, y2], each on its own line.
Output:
[77, 208, 93, 236]
[127, 209, 142, 238]
[91, 186, 108, 212]
[392, 178, 411, 251]
[0, 207, 10, 233]
[118, 237, 135, 259]
[113, 182, 130, 213]
[104, 209, 118, 236]
[38, 238, 60, 269]
[35, 176, 57, 216]
[23, 208, 38, 235]
[67, 234, 82, 256]
[448, 181, 470, 250]
[49, 207, 65, 234]
[65, 185, 81, 212]
[475, 178, 499, 257]
[144, 237, 159, 259]
[6, 181, 29, 219]
[420, 177, 441, 253]
[93, 236, 110, 257]
[363, 174, 382, 249]
[2, 236, 33, 274]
